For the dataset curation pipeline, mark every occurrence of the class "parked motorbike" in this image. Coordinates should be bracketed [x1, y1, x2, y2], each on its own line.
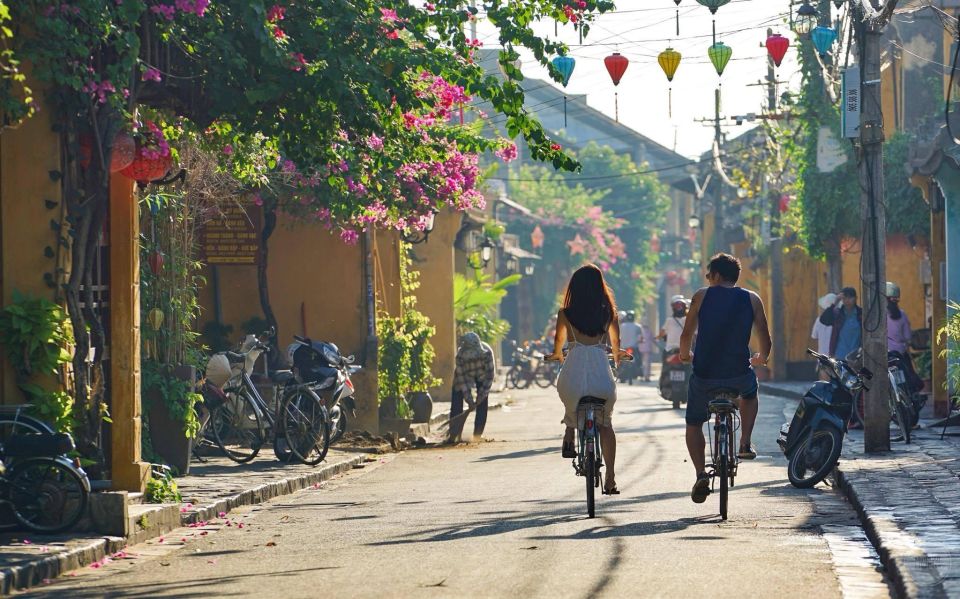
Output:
[289, 336, 360, 444]
[658, 350, 689, 409]
[617, 348, 643, 385]
[778, 348, 872, 488]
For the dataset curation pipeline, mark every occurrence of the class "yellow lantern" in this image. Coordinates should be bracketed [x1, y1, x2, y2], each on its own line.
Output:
[658, 47, 682, 118]
[147, 308, 165, 331]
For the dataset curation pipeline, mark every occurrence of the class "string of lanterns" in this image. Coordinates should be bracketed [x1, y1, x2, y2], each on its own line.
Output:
[545, 1, 843, 119]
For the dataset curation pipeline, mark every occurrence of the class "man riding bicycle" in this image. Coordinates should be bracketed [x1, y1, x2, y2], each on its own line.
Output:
[679, 253, 772, 504]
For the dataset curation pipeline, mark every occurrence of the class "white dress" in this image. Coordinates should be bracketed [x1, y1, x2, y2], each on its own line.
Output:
[556, 326, 617, 428]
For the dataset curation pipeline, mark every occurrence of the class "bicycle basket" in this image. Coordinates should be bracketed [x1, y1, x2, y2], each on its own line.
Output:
[205, 354, 232, 388]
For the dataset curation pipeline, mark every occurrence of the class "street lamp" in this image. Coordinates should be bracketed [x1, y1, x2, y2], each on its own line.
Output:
[523, 262, 535, 276]
[479, 237, 495, 267]
[399, 210, 437, 245]
[688, 214, 701, 229]
[793, 1, 818, 35]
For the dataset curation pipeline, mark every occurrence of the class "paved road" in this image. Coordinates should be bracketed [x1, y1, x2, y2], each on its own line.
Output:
[27, 384, 890, 598]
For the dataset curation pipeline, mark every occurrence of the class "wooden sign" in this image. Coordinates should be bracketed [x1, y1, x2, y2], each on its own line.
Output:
[199, 205, 260, 265]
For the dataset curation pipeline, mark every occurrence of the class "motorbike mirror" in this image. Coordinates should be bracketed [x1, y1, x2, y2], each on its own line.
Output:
[344, 355, 355, 364]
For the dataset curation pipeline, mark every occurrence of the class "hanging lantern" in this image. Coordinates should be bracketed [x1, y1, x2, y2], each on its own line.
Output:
[120, 151, 172, 184]
[765, 33, 789, 68]
[147, 308, 165, 332]
[603, 53, 629, 122]
[551, 56, 576, 127]
[811, 25, 838, 56]
[793, 2, 818, 35]
[148, 250, 165, 275]
[695, 0, 730, 14]
[649, 232, 661, 254]
[77, 131, 136, 172]
[708, 42, 732, 77]
[531, 225, 545, 250]
[658, 47, 682, 118]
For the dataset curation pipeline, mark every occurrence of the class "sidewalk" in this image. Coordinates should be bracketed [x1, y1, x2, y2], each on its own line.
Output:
[765, 380, 960, 598]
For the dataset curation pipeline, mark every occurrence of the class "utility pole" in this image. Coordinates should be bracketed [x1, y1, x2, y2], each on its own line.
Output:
[766, 29, 787, 382]
[854, 0, 897, 453]
[695, 91, 726, 256]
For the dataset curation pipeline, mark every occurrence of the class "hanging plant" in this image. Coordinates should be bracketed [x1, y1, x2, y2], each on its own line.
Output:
[120, 121, 173, 183]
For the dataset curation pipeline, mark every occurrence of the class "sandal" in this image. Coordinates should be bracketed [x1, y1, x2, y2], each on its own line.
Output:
[602, 484, 620, 495]
[562, 441, 576, 459]
[738, 445, 757, 460]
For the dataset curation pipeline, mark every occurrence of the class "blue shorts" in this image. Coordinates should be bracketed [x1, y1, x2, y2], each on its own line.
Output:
[685, 370, 759, 426]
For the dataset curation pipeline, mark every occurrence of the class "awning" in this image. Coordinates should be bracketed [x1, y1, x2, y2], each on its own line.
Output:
[502, 245, 541, 260]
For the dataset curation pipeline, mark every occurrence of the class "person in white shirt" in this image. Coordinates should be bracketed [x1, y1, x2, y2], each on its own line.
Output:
[658, 295, 689, 393]
[811, 293, 835, 379]
[619, 310, 643, 384]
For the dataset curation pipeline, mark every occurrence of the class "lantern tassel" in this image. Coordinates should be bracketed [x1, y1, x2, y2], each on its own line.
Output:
[668, 87, 673, 119]
[712, 20, 716, 46]
[614, 90, 619, 123]
[563, 95, 568, 128]
[676, 9, 680, 37]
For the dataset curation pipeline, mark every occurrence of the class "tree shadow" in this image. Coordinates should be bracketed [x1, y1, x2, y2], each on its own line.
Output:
[473, 447, 558, 462]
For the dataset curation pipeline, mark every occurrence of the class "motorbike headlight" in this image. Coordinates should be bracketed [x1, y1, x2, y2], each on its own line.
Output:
[322, 345, 341, 365]
[842, 371, 859, 391]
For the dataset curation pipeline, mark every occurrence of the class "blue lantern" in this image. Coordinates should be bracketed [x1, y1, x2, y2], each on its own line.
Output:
[551, 56, 576, 87]
[811, 26, 837, 56]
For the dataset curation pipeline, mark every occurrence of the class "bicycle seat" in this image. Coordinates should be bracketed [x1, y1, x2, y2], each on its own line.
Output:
[577, 396, 607, 407]
[270, 370, 295, 384]
[708, 398, 738, 414]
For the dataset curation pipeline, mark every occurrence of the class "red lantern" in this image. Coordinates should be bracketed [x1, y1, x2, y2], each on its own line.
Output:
[667, 270, 677, 282]
[604, 53, 629, 86]
[110, 132, 136, 173]
[120, 152, 172, 184]
[604, 52, 630, 122]
[779, 194, 791, 213]
[78, 132, 137, 172]
[147, 250, 164, 275]
[765, 33, 789, 68]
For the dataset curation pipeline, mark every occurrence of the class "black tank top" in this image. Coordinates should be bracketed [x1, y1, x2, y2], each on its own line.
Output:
[692, 286, 754, 379]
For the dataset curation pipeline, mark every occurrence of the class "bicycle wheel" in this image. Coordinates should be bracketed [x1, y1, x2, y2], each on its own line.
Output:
[281, 387, 330, 466]
[212, 388, 264, 463]
[0, 416, 54, 531]
[585, 443, 596, 519]
[534, 364, 555, 389]
[8, 458, 88, 533]
[506, 366, 522, 389]
[888, 383, 911, 443]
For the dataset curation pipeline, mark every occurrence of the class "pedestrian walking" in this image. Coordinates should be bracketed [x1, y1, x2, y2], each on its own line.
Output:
[639, 320, 654, 382]
[448, 332, 496, 443]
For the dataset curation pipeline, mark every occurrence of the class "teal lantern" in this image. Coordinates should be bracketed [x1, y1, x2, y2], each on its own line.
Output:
[695, 0, 731, 14]
[708, 42, 732, 77]
[811, 26, 838, 57]
[551, 56, 576, 127]
[551, 56, 576, 87]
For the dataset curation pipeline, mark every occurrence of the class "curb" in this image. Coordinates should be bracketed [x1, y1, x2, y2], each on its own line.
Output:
[0, 535, 126, 596]
[180, 454, 367, 525]
[0, 453, 367, 595]
[834, 463, 941, 598]
[762, 384, 805, 401]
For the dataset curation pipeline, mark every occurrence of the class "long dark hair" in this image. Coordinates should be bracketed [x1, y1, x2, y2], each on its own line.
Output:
[562, 264, 617, 337]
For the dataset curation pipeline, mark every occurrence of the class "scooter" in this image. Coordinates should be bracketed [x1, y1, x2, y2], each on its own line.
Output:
[289, 336, 360, 444]
[658, 349, 689, 409]
[778, 348, 872, 488]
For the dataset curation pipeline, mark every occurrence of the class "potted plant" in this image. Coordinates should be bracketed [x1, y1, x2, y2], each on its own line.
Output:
[377, 311, 413, 435]
[406, 306, 441, 423]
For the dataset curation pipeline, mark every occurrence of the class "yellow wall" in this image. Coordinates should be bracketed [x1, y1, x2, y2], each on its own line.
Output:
[0, 98, 63, 402]
[410, 209, 459, 402]
[198, 218, 412, 432]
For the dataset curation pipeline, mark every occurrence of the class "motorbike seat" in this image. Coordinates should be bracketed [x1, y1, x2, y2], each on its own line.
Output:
[3, 432, 74, 457]
[270, 370, 295, 384]
[224, 351, 246, 364]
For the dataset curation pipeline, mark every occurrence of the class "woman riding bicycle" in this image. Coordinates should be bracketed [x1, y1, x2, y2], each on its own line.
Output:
[545, 264, 624, 495]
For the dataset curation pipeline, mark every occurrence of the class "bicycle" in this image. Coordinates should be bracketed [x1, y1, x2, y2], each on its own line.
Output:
[0, 433, 90, 533]
[705, 388, 740, 521]
[847, 357, 913, 443]
[549, 350, 631, 519]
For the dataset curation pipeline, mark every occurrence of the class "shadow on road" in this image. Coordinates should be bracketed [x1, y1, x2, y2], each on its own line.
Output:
[473, 447, 558, 462]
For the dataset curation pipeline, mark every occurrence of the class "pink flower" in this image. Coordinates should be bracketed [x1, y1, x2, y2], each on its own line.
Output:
[290, 52, 307, 71]
[577, 0, 587, 8]
[366, 134, 384, 151]
[564, 5, 579, 22]
[380, 7, 400, 22]
[425, 2, 435, 10]
[267, 4, 285, 22]
[550, 143, 562, 151]
[467, 38, 483, 48]
[340, 229, 360, 245]
[141, 67, 162, 82]
[222, 144, 233, 155]
[385, 29, 399, 40]
[150, 4, 176, 20]
[273, 27, 287, 40]
[495, 142, 518, 163]
[252, 193, 264, 207]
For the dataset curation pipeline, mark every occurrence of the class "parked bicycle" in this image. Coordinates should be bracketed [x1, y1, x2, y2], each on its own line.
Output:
[705, 389, 740, 521]
[506, 340, 556, 389]
[846, 349, 913, 443]
[0, 432, 90, 533]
